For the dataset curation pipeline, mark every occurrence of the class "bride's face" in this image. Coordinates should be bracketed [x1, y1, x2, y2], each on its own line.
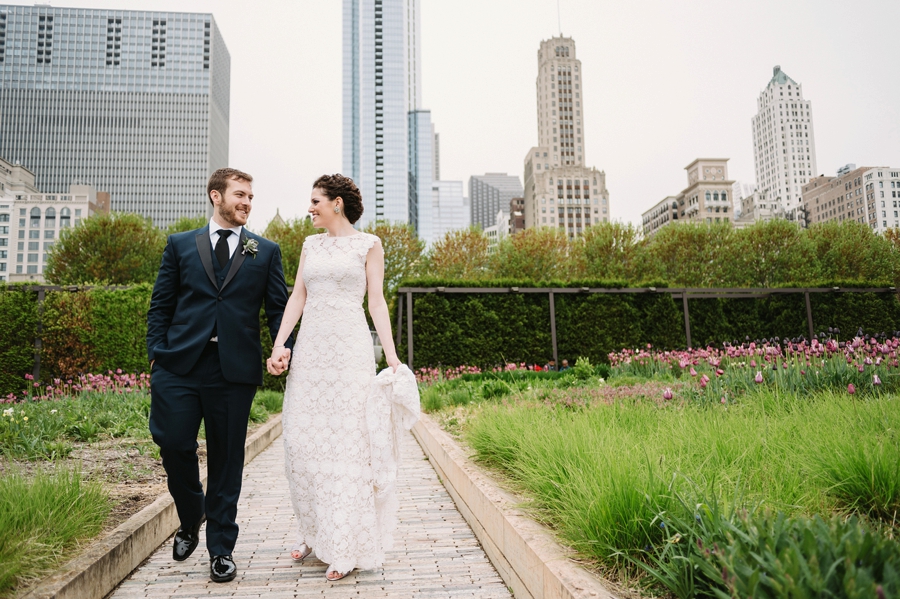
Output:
[308, 187, 341, 228]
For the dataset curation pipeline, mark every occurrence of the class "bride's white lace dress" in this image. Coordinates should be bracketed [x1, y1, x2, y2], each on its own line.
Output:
[282, 231, 409, 574]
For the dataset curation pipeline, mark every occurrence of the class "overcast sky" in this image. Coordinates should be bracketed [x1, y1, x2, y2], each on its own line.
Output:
[33, 0, 900, 231]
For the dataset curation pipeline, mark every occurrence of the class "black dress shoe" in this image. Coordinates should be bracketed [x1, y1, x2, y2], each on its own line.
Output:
[172, 519, 202, 562]
[210, 554, 237, 583]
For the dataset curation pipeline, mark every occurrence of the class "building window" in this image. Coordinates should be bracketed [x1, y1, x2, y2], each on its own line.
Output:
[29, 230, 39, 239]
[60, 208, 71, 228]
[30, 207, 40, 228]
[27, 254, 38, 263]
[27, 265, 37, 274]
[44, 229, 54, 239]
[45, 207, 55, 227]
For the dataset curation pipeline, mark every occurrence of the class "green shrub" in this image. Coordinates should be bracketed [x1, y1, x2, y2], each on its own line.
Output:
[398, 279, 900, 368]
[0, 285, 39, 396]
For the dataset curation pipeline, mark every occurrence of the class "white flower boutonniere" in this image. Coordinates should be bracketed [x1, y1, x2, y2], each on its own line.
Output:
[241, 237, 259, 258]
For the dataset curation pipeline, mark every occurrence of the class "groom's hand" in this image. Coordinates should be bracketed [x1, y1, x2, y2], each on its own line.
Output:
[266, 347, 291, 376]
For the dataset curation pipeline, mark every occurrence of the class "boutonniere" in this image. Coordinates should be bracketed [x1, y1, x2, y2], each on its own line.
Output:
[241, 237, 259, 258]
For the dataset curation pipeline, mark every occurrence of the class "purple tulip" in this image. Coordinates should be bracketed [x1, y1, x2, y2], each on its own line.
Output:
[873, 375, 882, 386]
[848, 383, 856, 395]
[858, 364, 865, 373]
[663, 388, 673, 400]
[754, 371, 764, 384]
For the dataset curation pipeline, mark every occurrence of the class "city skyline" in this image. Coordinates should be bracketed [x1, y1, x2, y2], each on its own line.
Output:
[0, 4, 229, 229]
[2, 0, 898, 233]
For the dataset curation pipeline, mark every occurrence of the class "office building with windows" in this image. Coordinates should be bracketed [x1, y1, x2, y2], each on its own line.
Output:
[800, 165, 900, 233]
[0, 156, 106, 282]
[343, 0, 435, 237]
[0, 5, 229, 228]
[641, 158, 734, 236]
[522, 37, 610, 237]
[751, 65, 818, 221]
[469, 173, 523, 230]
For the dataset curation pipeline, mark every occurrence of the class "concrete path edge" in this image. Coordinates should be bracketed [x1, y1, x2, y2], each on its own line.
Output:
[412, 414, 619, 599]
[21, 413, 284, 599]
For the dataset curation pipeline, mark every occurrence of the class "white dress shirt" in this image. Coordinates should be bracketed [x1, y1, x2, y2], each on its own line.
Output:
[209, 218, 242, 260]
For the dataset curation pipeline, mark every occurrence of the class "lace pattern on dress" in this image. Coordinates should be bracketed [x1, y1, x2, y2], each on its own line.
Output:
[283, 232, 400, 573]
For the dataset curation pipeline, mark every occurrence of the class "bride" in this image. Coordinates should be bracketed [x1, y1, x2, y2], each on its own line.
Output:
[267, 174, 404, 581]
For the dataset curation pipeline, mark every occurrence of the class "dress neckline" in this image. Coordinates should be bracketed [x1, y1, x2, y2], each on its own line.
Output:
[321, 232, 364, 240]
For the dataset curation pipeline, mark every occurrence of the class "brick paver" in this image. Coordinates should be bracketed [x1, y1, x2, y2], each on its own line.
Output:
[110, 431, 513, 598]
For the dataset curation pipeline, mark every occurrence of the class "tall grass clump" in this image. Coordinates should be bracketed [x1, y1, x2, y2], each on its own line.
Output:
[465, 389, 900, 563]
[0, 468, 109, 596]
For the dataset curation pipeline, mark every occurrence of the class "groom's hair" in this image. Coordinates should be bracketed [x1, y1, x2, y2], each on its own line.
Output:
[208, 168, 253, 205]
[313, 174, 364, 224]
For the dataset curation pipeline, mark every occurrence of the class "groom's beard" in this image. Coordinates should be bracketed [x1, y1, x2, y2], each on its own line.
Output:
[217, 202, 249, 227]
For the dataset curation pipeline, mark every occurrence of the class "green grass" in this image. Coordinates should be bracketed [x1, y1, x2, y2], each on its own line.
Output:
[1, 390, 284, 459]
[464, 388, 900, 560]
[0, 467, 109, 597]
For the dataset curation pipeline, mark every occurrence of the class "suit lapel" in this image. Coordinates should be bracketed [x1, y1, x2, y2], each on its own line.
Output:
[220, 230, 248, 292]
[195, 229, 217, 288]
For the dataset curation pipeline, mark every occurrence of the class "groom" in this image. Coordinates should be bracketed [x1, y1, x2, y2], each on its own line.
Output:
[147, 168, 292, 583]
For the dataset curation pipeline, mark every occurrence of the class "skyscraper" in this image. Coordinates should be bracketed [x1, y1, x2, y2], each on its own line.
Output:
[343, 0, 433, 236]
[522, 37, 610, 236]
[469, 173, 523, 230]
[0, 5, 230, 229]
[751, 65, 818, 219]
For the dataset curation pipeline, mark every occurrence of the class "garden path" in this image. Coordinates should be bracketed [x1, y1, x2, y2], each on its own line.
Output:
[109, 430, 512, 599]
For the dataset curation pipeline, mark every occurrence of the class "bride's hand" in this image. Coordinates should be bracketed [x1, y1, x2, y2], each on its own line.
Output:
[386, 353, 402, 373]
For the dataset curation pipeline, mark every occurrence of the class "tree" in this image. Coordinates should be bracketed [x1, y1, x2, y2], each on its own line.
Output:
[426, 227, 491, 280]
[806, 221, 898, 284]
[572, 221, 649, 282]
[644, 223, 737, 287]
[489, 227, 573, 282]
[45, 212, 166, 285]
[166, 213, 208, 235]
[362, 221, 425, 297]
[727, 219, 818, 287]
[263, 216, 318, 285]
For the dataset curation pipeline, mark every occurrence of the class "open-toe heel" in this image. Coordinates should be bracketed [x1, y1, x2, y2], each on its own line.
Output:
[325, 565, 355, 581]
[290, 543, 312, 562]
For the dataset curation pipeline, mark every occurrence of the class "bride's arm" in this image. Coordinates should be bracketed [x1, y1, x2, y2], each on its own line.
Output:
[366, 240, 401, 371]
[269, 249, 308, 370]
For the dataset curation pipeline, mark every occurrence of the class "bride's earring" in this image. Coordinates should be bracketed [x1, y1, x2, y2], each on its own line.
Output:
[334, 206, 340, 214]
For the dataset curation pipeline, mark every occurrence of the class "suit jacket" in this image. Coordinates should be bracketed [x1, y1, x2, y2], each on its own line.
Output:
[146, 225, 292, 386]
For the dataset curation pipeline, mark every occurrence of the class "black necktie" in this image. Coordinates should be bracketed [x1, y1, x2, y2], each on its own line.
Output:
[215, 230, 232, 268]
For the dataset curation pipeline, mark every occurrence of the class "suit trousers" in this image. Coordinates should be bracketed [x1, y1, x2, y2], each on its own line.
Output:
[149, 340, 257, 557]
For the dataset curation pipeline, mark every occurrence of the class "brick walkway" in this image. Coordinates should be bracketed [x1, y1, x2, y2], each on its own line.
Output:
[110, 431, 513, 598]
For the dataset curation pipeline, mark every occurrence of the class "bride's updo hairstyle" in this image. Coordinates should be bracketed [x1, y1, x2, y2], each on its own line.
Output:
[313, 174, 364, 225]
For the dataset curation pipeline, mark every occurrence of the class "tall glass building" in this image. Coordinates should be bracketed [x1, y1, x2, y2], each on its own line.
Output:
[0, 5, 230, 228]
[343, 0, 433, 238]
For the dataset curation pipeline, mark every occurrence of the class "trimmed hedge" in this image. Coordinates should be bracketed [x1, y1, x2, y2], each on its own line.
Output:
[0, 285, 288, 396]
[0, 285, 40, 397]
[396, 279, 900, 368]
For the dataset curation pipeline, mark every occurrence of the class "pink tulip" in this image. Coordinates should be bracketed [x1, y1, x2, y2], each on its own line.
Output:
[663, 388, 673, 400]
[721, 397, 726, 404]
[848, 383, 856, 395]
[754, 371, 764, 384]
[750, 359, 757, 367]
[858, 364, 865, 373]
[690, 367, 698, 377]
[873, 375, 882, 386]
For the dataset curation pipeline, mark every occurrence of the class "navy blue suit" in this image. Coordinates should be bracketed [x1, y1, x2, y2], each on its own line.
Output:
[146, 225, 292, 557]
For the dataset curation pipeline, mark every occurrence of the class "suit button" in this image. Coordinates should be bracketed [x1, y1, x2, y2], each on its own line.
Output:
[218, 296, 223, 301]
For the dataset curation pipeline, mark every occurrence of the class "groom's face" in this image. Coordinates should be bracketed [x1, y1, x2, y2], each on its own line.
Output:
[213, 177, 253, 227]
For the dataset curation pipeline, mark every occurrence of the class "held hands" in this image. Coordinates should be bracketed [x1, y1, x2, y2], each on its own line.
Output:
[267, 346, 292, 376]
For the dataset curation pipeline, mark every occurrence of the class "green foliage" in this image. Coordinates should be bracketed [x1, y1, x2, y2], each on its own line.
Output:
[426, 227, 491, 280]
[263, 216, 317, 285]
[165, 214, 208, 235]
[45, 212, 166, 285]
[399, 278, 900, 368]
[0, 389, 282, 460]
[362, 221, 426, 298]
[637, 495, 900, 599]
[0, 467, 109, 597]
[571, 356, 594, 380]
[645, 223, 738, 287]
[39, 286, 152, 380]
[731, 218, 819, 287]
[808, 221, 899, 283]
[489, 227, 573, 281]
[573, 221, 651, 281]
[0, 286, 39, 396]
